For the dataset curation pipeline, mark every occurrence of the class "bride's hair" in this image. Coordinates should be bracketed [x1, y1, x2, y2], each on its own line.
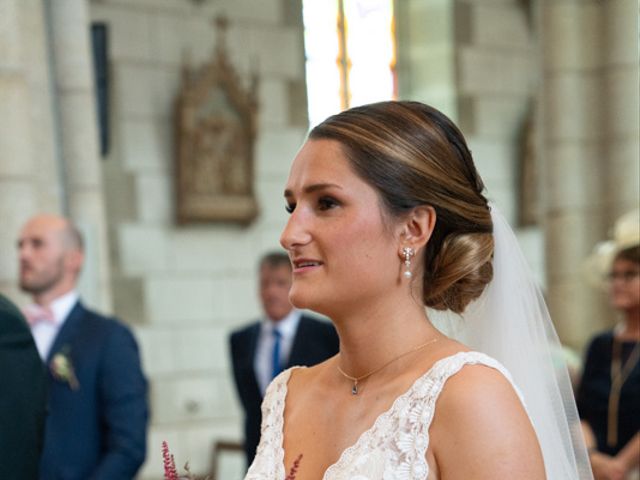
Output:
[309, 101, 493, 314]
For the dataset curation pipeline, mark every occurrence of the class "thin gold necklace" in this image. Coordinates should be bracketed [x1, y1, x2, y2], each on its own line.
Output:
[337, 337, 439, 395]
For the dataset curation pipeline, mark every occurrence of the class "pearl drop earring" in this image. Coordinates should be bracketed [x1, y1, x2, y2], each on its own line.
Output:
[402, 247, 415, 279]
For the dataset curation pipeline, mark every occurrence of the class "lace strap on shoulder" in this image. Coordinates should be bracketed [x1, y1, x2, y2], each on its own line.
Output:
[398, 351, 527, 480]
[264, 368, 294, 402]
[259, 367, 294, 444]
[427, 351, 527, 411]
[416, 351, 528, 442]
[246, 368, 295, 479]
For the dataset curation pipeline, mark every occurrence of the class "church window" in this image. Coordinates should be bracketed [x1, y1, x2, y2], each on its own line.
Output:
[302, 0, 397, 128]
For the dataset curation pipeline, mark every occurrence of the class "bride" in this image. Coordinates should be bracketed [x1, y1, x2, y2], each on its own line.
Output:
[245, 101, 592, 479]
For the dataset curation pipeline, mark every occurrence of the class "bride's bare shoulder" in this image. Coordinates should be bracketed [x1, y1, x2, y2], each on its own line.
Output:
[429, 360, 545, 479]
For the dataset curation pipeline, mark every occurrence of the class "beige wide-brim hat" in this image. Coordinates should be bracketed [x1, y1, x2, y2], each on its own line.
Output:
[584, 208, 640, 288]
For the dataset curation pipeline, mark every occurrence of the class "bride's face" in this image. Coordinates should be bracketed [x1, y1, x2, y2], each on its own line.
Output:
[280, 139, 402, 316]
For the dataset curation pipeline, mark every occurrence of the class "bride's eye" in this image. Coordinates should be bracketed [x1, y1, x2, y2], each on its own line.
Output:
[318, 196, 339, 211]
[285, 203, 296, 214]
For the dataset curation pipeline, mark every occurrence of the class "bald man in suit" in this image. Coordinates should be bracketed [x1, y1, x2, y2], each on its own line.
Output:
[18, 214, 148, 480]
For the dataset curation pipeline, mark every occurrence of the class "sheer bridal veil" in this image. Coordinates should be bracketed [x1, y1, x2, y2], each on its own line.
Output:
[431, 204, 593, 479]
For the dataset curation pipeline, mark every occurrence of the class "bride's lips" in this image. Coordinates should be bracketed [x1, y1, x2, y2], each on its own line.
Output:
[291, 258, 324, 274]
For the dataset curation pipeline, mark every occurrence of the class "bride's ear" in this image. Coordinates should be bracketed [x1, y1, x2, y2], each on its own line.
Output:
[398, 205, 436, 251]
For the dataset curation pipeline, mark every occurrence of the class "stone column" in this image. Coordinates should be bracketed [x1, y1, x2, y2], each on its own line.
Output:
[540, 0, 638, 349]
[0, 0, 61, 301]
[46, 0, 112, 311]
[395, 0, 458, 118]
[602, 0, 639, 217]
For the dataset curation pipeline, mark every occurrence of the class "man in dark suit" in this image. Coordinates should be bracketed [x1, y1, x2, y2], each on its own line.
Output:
[18, 214, 148, 480]
[230, 252, 339, 467]
[0, 294, 47, 480]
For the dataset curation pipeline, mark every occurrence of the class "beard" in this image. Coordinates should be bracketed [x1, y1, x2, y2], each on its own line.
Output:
[19, 259, 65, 296]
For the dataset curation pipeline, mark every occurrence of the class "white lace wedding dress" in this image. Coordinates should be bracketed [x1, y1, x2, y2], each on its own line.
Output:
[245, 351, 527, 480]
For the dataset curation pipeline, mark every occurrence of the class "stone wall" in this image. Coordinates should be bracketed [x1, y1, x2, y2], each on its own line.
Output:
[0, 0, 61, 301]
[541, 0, 639, 347]
[454, 0, 545, 284]
[88, 0, 308, 477]
[0, 0, 112, 312]
[455, 0, 536, 224]
[396, 0, 545, 282]
[398, 0, 640, 347]
[395, 0, 458, 116]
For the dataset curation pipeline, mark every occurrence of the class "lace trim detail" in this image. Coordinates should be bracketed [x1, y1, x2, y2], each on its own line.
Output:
[244, 368, 296, 480]
[246, 352, 525, 480]
[324, 351, 521, 480]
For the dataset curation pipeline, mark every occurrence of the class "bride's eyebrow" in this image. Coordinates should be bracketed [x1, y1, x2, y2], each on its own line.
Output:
[284, 183, 343, 198]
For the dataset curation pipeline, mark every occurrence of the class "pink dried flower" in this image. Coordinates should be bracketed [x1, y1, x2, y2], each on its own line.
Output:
[161, 442, 211, 480]
[162, 441, 179, 480]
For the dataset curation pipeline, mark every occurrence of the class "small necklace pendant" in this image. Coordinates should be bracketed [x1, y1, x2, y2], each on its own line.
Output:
[352, 383, 358, 395]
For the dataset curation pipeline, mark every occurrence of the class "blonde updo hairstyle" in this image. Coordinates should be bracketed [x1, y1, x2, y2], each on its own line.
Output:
[309, 101, 493, 314]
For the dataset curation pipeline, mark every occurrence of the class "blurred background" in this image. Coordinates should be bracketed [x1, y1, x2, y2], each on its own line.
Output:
[0, 0, 638, 477]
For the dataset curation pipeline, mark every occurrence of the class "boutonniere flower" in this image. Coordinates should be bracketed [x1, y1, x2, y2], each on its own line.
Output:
[50, 347, 79, 390]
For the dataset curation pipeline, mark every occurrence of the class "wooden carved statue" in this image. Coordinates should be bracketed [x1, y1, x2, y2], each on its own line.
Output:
[175, 17, 259, 224]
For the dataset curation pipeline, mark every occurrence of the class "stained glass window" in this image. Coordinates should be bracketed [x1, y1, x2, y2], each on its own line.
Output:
[302, 0, 397, 129]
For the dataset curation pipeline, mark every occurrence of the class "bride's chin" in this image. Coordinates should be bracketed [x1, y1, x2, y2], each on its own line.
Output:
[288, 290, 309, 310]
[289, 289, 324, 312]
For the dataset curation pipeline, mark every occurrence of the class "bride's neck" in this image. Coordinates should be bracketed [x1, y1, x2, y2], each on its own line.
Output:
[332, 296, 439, 377]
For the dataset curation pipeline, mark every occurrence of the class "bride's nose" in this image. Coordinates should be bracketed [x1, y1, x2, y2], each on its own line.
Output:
[280, 208, 311, 251]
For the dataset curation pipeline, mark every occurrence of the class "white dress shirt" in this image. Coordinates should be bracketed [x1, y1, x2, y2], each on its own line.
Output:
[254, 309, 301, 396]
[30, 290, 79, 361]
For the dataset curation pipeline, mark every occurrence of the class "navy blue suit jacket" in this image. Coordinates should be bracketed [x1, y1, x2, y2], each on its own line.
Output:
[229, 314, 339, 467]
[40, 301, 148, 480]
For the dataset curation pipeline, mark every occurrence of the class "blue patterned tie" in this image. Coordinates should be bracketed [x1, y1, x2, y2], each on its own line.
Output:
[271, 327, 283, 379]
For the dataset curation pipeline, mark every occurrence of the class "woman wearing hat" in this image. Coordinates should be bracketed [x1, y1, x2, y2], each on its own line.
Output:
[578, 210, 640, 480]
